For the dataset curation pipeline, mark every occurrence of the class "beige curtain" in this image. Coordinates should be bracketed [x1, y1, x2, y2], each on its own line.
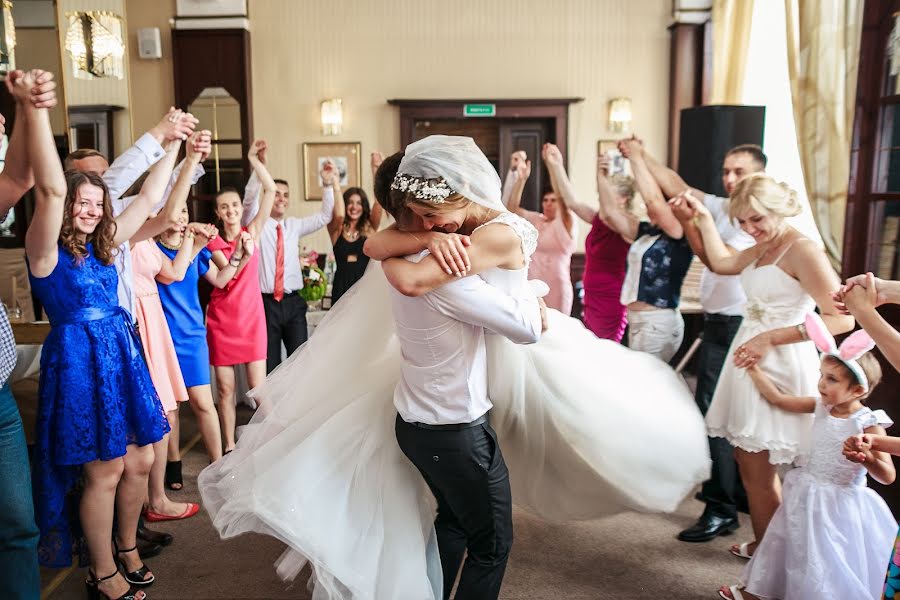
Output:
[711, 0, 756, 104]
[785, 0, 864, 270]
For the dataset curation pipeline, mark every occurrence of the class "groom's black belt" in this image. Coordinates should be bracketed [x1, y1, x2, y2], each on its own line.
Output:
[409, 414, 487, 431]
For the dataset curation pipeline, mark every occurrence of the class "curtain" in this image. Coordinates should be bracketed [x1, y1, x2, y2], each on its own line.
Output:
[785, 0, 864, 270]
[711, 0, 756, 104]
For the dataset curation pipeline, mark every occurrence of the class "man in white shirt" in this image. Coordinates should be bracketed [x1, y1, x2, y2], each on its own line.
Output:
[241, 148, 335, 372]
[65, 108, 203, 321]
[636, 141, 766, 543]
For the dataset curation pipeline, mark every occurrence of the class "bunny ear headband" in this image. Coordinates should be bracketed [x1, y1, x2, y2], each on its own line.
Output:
[804, 313, 875, 392]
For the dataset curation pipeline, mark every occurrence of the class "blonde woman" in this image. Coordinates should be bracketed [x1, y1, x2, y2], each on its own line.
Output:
[672, 174, 854, 560]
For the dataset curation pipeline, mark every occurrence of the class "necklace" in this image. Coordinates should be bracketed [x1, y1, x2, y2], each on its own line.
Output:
[343, 228, 360, 242]
[158, 235, 182, 250]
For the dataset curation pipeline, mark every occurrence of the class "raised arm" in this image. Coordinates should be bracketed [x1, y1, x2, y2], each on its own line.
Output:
[104, 108, 197, 201]
[840, 274, 900, 371]
[203, 231, 254, 288]
[596, 155, 638, 241]
[620, 138, 683, 239]
[746, 365, 816, 413]
[156, 223, 217, 284]
[382, 223, 524, 297]
[505, 160, 534, 219]
[675, 193, 763, 275]
[245, 140, 276, 240]
[628, 134, 704, 199]
[325, 161, 345, 243]
[112, 139, 181, 246]
[20, 72, 67, 276]
[130, 130, 210, 244]
[541, 143, 596, 225]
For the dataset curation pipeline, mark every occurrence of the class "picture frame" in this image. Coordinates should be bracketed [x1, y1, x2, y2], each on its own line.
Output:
[597, 139, 630, 176]
[302, 142, 362, 201]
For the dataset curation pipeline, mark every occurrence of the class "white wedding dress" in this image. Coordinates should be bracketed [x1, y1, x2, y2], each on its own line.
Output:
[198, 212, 711, 599]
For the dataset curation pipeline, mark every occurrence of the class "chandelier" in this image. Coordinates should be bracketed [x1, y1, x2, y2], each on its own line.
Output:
[0, 1, 16, 76]
[65, 11, 125, 80]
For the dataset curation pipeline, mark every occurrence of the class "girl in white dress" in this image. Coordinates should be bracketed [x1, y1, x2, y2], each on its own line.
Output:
[198, 136, 711, 599]
[672, 175, 855, 560]
[718, 313, 895, 600]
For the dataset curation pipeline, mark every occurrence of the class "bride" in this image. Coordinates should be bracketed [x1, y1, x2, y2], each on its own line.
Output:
[198, 136, 710, 599]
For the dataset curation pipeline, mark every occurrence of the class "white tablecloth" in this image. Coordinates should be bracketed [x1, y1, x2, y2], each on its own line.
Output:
[12, 345, 41, 383]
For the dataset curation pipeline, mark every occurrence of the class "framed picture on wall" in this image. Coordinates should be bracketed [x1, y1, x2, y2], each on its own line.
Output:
[302, 142, 362, 201]
[597, 139, 630, 176]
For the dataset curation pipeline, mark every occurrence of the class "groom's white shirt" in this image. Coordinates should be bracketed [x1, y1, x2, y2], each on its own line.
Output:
[391, 251, 542, 426]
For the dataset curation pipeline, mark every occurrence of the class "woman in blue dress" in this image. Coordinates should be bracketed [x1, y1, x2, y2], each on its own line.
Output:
[156, 205, 252, 465]
[21, 70, 169, 600]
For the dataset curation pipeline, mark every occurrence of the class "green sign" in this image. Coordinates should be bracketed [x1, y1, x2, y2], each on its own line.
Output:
[463, 104, 496, 117]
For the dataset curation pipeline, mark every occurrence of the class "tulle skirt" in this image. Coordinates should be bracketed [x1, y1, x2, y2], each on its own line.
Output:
[742, 469, 895, 599]
[198, 264, 710, 598]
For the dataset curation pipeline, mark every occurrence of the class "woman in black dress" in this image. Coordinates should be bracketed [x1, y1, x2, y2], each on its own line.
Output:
[328, 185, 382, 304]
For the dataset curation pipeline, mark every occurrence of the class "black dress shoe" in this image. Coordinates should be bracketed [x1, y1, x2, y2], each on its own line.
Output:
[137, 524, 173, 547]
[677, 512, 739, 542]
[135, 538, 163, 559]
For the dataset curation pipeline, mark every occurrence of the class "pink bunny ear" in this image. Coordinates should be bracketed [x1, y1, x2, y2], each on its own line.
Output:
[805, 312, 836, 354]
[838, 329, 875, 361]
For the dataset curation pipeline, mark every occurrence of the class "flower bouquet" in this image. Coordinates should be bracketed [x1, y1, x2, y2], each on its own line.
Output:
[300, 265, 327, 302]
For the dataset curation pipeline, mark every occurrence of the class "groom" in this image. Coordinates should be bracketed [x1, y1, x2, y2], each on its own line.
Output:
[375, 156, 544, 600]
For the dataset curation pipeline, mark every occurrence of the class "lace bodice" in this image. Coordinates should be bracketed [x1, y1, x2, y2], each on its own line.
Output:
[806, 401, 892, 487]
[472, 211, 539, 297]
[474, 211, 538, 264]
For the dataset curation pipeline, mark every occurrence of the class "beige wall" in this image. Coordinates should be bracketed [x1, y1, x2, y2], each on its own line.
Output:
[125, 0, 176, 138]
[124, 1, 672, 252]
[15, 28, 66, 135]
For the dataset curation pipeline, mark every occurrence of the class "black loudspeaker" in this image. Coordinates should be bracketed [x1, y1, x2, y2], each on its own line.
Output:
[677, 105, 766, 198]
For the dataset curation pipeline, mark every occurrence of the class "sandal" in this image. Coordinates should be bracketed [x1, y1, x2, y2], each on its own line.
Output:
[729, 541, 754, 559]
[85, 569, 147, 600]
[165, 460, 183, 491]
[718, 585, 746, 600]
[114, 544, 155, 587]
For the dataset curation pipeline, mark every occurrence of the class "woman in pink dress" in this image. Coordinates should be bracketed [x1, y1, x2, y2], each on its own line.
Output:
[507, 147, 577, 314]
[207, 139, 276, 452]
[128, 131, 211, 522]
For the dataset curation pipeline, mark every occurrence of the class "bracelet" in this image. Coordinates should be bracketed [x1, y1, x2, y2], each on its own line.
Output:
[796, 323, 808, 341]
[229, 256, 242, 267]
[185, 231, 195, 240]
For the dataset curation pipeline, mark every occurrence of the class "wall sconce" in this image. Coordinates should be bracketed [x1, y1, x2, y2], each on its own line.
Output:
[608, 97, 632, 134]
[65, 11, 125, 80]
[321, 98, 342, 136]
[0, 1, 16, 76]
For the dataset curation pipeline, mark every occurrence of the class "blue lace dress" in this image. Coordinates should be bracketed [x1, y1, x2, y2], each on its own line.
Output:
[28, 244, 169, 567]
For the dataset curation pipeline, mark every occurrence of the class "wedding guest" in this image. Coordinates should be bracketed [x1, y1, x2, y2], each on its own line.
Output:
[208, 140, 276, 452]
[0, 68, 58, 600]
[241, 145, 335, 372]
[674, 174, 853, 560]
[500, 149, 528, 209]
[650, 141, 763, 543]
[327, 153, 383, 304]
[506, 144, 577, 314]
[21, 69, 167, 599]
[609, 138, 693, 362]
[129, 131, 211, 523]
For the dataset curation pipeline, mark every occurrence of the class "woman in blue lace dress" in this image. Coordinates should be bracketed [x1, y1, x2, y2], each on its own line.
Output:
[20, 70, 169, 600]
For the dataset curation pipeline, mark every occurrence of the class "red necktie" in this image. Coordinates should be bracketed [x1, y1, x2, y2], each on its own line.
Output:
[274, 223, 285, 302]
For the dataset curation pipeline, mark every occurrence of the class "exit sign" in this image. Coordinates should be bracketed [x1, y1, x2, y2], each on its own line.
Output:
[463, 104, 496, 117]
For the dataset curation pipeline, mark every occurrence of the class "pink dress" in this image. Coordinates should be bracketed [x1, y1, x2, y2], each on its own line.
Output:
[206, 229, 267, 366]
[581, 216, 629, 342]
[131, 240, 189, 412]
[523, 210, 577, 314]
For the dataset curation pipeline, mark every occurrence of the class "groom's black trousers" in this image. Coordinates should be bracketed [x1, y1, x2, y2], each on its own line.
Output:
[395, 414, 513, 600]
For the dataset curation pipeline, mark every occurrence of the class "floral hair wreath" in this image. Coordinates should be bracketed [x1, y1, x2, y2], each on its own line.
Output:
[804, 312, 875, 392]
[390, 174, 455, 204]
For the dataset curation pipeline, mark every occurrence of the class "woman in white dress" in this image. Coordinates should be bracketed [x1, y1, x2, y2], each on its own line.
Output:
[199, 136, 711, 599]
[672, 174, 854, 560]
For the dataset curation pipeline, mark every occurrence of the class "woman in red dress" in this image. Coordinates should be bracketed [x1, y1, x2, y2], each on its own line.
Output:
[206, 140, 276, 452]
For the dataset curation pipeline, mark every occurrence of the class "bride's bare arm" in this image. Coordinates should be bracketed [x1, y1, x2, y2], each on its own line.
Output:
[383, 224, 523, 297]
[364, 225, 472, 276]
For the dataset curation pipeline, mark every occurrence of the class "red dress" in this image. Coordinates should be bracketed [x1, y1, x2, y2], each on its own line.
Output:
[206, 229, 267, 366]
[582, 216, 630, 342]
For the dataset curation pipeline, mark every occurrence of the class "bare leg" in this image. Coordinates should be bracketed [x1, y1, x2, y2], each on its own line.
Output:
[82, 458, 137, 599]
[215, 366, 237, 453]
[147, 420, 193, 516]
[245, 360, 269, 413]
[167, 406, 181, 462]
[114, 444, 155, 583]
[187, 384, 223, 461]
[733, 448, 782, 556]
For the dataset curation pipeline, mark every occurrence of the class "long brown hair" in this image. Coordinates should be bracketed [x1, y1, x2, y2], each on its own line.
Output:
[61, 170, 117, 265]
[342, 187, 373, 237]
[544, 191, 573, 233]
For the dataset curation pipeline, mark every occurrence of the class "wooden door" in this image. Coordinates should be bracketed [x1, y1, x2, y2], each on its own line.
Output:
[500, 120, 551, 213]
